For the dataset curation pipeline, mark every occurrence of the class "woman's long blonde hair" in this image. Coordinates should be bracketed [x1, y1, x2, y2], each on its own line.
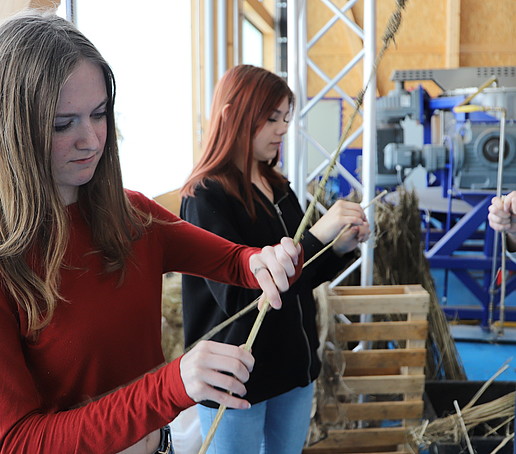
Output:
[0, 11, 146, 333]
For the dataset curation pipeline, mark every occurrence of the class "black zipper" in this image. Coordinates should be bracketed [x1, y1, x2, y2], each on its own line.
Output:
[270, 192, 313, 384]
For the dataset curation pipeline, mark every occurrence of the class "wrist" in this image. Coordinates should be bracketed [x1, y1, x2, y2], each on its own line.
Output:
[506, 232, 516, 252]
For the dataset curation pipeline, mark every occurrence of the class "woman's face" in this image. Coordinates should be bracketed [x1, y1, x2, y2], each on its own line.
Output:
[252, 96, 290, 164]
[51, 59, 108, 205]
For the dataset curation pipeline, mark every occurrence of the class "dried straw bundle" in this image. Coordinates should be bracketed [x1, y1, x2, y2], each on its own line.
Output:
[372, 186, 467, 380]
[411, 365, 515, 449]
[410, 391, 515, 447]
[161, 272, 184, 362]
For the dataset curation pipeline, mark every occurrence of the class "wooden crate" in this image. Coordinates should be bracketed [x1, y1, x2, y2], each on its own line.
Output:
[304, 285, 429, 454]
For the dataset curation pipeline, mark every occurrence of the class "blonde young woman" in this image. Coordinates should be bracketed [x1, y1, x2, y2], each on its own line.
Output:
[181, 65, 370, 454]
[0, 12, 302, 454]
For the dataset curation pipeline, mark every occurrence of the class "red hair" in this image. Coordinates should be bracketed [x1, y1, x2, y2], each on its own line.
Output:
[181, 65, 294, 220]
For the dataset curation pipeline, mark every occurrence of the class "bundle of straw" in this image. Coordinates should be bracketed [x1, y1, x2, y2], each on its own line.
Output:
[342, 186, 467, 379]
[410, 391, 515, 447]
[410, 364, 515, 452]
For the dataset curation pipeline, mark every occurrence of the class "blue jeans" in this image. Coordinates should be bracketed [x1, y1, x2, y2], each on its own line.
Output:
[197, 382, 314, 454]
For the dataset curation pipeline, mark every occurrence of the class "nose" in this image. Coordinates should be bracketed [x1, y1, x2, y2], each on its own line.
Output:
[76, 120, 101, 151]
[277, 120, 289, 136]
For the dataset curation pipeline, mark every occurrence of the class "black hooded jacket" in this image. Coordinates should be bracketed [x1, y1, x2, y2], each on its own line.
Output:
[180, 178, 354, 405]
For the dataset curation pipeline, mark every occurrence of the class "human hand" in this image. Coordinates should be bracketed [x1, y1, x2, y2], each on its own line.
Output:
[488, 191, 516, 251]
[309, 200, 370, 255]
[488, 191, 516, 235]
[249, 237, 302, 310]
[180, 340, 254, 409]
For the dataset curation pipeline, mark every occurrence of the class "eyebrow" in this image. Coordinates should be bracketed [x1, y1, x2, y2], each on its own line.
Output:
[55, 98, 109, 118]
[272, 108, 290, 115]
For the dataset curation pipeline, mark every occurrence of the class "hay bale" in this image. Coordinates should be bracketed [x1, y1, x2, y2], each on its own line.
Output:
[161, 272, 184, 362]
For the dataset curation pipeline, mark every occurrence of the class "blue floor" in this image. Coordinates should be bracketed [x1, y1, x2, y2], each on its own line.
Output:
[455, 339, 516, 381]
[431, 269, 516, 382]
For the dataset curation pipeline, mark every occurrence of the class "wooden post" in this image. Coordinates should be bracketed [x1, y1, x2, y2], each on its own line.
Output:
[446, 0, 461, 67]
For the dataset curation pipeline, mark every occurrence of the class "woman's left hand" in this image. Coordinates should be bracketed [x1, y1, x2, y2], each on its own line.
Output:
[249, 237, 302, 310]
[309, 200, 370, 255]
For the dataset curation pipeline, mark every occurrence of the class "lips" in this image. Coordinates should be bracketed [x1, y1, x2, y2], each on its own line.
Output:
[71, 154, 95, 164]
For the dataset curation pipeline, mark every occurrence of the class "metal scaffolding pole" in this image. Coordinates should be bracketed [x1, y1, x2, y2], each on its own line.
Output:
[286, 0, 376, 286]
[204, 0, 215, 118]
[287, 0, 307, 206]
[360, 0, 377, 286]
[217, 0, 227, 80]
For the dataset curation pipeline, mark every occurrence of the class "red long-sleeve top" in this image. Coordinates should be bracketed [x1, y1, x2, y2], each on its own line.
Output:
[0, 191, 265, 453]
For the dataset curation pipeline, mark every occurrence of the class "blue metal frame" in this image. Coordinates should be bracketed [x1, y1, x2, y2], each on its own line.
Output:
[424, 193, 516, 327]
[334, 88, 516, 327]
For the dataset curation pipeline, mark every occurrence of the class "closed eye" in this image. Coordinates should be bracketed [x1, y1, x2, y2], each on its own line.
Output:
[92, 111, 107, 121]
[54, 120, 74, 133]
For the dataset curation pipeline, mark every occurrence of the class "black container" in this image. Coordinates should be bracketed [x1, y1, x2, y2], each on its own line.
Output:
[424, 380, 515, 454]
[430, 438, 513, 454]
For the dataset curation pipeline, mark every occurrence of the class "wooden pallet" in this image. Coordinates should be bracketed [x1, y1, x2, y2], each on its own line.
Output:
[304, 285, 430, 454]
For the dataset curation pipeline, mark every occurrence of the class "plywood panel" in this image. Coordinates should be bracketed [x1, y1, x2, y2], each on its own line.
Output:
[460, 0, 516, 65]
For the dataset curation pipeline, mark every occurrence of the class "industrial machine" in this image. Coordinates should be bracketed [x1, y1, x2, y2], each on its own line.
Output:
[375, 66, 516, 328]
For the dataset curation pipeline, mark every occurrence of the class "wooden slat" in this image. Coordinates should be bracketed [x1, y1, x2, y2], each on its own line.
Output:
[339, 375, 425, 395]
[343, 367, 401, 377]
[331, 285, 428, 296]
[304, 450, 409, 454]
[445, 0, 461, 67]
[244, 0, 274, 29]
[335, 321, 428, 341]
[333, 349, 427, 369]
[329, 295, 429, 315]
[320, 400, 424, 423]
[306, 428, 408, 449]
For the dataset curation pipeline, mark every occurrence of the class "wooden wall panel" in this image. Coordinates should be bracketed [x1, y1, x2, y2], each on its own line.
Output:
[460, 0, 516, 66]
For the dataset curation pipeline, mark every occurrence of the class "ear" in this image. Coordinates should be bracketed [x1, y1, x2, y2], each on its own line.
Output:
[221, 103, 231, 121]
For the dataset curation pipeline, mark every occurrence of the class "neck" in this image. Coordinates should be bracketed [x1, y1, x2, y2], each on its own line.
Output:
[252, 171, 273, 202]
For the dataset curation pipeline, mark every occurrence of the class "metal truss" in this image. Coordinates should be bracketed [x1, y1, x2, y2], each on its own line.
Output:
[286, 0, 378, 286]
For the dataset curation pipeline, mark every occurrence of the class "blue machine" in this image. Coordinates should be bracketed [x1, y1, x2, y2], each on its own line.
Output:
[375, 67, 516, 328]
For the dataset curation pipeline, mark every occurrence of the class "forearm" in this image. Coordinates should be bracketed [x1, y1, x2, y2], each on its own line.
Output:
[1, 358, 193, 454]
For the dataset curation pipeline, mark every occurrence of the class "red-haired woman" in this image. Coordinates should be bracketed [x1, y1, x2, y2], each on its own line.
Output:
[181, 65, 370, 454]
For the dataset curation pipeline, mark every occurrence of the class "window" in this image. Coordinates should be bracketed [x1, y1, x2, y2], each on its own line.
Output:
[60, 2, 194, 198]
[242, 18, 264, 67]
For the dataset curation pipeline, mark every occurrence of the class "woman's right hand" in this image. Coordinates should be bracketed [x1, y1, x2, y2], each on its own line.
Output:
[488, 191, 516, 251]
[488, 191, 516, 234]
[180, 340, 254, 409]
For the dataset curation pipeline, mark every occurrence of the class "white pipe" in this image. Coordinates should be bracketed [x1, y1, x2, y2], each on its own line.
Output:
[233, 0, 241, 65]
[298, 0, 308, 209]
[204, 0, 215, 118]
[66, 0, 77, 24]
[360, 0, 377, 287]
[287, 0, 303, 201]
[217, 0, 227, 80]
[307, 0, 359, 48]
[301, 49, 364, 116]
